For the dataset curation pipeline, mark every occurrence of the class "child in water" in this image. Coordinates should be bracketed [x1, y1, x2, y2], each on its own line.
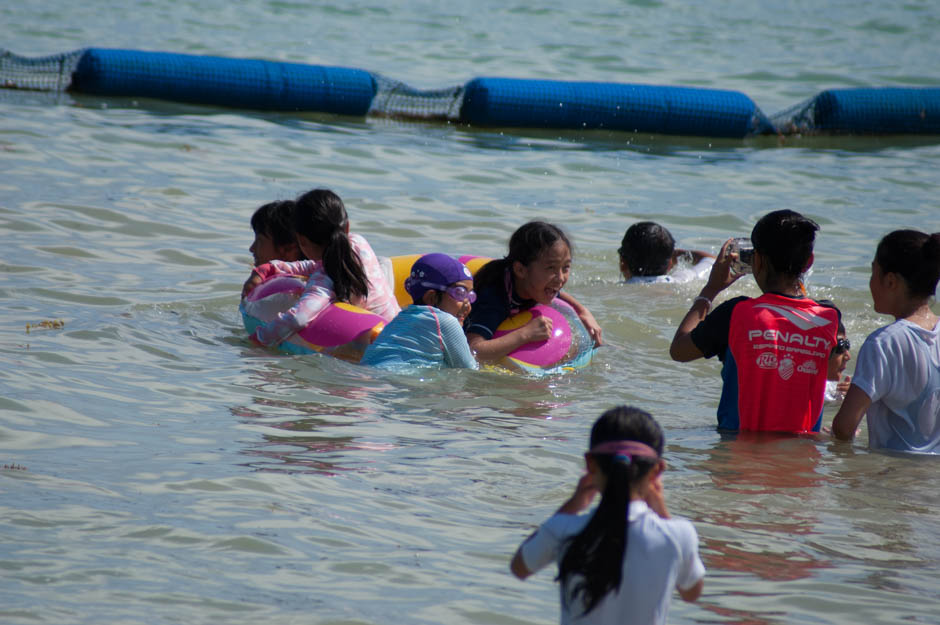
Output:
[464, 221, 602, 362]
[510, 405, 705, 625]
[824, 321, 852, 403]
[669, 209, 839, 433]
[618, 221, 715, 284]
[361, 253, 478, 370]
[831, 229, 940, 453]
[242, 188, 400, 347]
[248, 199, 306, 266]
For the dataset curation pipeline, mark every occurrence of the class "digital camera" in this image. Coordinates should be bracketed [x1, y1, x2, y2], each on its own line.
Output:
[728, 237, 754, 275]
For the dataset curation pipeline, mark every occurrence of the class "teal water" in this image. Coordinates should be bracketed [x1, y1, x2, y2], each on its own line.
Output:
[1, 2, 939, 624]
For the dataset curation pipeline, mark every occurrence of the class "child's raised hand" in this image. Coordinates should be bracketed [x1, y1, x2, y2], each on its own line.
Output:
[522, 314, 554, 343]
[644, 473, 671, 519]
[558, 472, 599, 515]
[836, 375, 852, 395]
[704, 238, 745, 296]
[556, 293, 602, 346]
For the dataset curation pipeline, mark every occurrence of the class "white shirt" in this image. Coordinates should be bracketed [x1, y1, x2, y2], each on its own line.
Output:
[852, 318, 940, 454]
[625, 257, 714, 285]
[520, 500, 705, 625]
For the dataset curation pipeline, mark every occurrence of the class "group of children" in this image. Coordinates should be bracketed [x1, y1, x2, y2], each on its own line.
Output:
[244, 188, 939, 624]
[663, 210, 939, 455]
[244, 190, 602, 371]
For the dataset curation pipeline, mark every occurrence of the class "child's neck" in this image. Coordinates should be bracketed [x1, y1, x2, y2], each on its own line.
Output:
[896, 300, 939, 330]
[511, 278, 535, 302]
[762, 276, 803, 297]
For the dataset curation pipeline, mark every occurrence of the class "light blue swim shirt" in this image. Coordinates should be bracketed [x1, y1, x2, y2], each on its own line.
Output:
[361, 305, 478, 370]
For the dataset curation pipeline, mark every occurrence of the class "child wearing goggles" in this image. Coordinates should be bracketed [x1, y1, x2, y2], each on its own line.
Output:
[825, 321, 852, 403]
[361, 253, 478, 370]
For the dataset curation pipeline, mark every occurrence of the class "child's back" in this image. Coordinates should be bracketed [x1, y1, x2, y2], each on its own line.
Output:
[361, 253, 477, 371]
[520, 500, 702, 625]
[511, 406, 704, 625]
[361, 305, 476, 370]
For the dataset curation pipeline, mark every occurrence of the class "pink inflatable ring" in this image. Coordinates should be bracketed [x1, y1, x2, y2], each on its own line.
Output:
[240, 275, 385, 361]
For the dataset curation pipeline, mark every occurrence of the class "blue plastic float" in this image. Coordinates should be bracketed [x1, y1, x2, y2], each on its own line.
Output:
[2, 47, 938, 137]
[70, 48, 376, 115]
[773, 87, 940, 135]
[460, 77, 773, 137]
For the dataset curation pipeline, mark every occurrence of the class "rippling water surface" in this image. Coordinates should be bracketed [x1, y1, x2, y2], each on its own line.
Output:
[2, 1, 939, 624]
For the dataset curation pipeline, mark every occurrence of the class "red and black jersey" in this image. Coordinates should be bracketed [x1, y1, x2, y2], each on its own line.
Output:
[691, 292, 839, 432]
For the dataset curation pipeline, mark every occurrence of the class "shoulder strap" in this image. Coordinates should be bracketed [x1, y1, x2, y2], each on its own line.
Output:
[427, 306, 445, 351]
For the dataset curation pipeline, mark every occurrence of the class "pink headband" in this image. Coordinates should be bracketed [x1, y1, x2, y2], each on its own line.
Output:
[589, 440, 659, 461]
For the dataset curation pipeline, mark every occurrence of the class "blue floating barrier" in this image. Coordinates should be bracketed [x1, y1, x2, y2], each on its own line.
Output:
[4, 47, 940, 138]
[70, 48, 376, 115]
[459, 77, 774, 138]
[807, 87, 940, 134]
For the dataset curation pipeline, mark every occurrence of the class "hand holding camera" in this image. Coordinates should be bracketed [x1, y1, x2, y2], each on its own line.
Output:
[727, 237, 754, 276]
[699, 237, 750, 302]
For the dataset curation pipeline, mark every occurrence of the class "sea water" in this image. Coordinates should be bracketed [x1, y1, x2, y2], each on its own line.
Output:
[1, 1, 939, 624]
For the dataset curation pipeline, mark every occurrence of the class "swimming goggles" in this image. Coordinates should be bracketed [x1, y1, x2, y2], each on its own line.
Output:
[419, 282, 477, 303]
[832, 338, 851, 354]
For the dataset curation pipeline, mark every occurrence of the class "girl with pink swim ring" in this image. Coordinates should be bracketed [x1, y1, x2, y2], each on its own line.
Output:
[463, 221, 602, 364]
[241, 188, 399, 348]
[241, 274, 385, 355]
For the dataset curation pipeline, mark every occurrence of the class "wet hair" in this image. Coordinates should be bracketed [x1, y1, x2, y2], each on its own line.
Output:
[557, 406, 665, 617]
[293, 189, 369, 303]
[750, 210, 819, 279]
[875, 229, 940, 298]
[473, 221, 572, 292]
[618, 222, 675, 277]
[251, 200, 298, 248]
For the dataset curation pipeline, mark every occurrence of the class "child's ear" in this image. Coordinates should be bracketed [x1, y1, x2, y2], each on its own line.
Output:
[883, 271, 900, 292]
[803, 252, 815, 273]
[421, 290, 439, 306]
[619, 258, 631, 280]
[752, 250, 765, 277]
[512, 260, 528, 281]
[654, 459, 667, 476]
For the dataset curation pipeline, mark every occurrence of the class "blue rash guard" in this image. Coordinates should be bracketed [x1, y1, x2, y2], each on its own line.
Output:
[361, 305, 478, 370]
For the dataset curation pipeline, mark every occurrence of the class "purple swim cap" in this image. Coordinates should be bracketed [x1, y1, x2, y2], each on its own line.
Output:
[404, 253, 473, 302]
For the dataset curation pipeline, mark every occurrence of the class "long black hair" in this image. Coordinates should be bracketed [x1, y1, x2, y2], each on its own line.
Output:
[473, 221, 572, 292]
[293, 189, 369, 303]
[876, 229, 940, 298]
[557, 406, 665, 617]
